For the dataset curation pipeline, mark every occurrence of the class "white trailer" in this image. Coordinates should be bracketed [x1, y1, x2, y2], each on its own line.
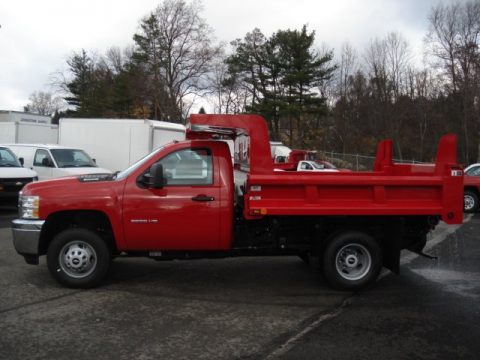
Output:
[58, 118, 186, 172]
[0, 123, 15, 143]
[0, 122, 58, 144]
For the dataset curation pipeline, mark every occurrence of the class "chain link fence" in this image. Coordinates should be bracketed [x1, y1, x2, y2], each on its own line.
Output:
[318, 151, 424, 171]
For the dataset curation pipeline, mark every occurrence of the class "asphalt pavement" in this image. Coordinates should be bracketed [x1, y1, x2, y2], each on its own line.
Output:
[274, 215, 480, 360]
[0, 211, 479, 360]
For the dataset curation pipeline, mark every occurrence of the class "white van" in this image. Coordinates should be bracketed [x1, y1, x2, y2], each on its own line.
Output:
[0, 146, 38, 206]
[5, 144, 112, 181]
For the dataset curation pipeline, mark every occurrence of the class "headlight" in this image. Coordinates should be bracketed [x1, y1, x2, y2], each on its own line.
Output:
[19, 194, 40, 219]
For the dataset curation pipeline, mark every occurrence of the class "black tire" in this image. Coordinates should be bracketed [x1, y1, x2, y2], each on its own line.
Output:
[322, 231, 382, 291]
[47, 228, 111, 289]
[464, 190, 479, 213]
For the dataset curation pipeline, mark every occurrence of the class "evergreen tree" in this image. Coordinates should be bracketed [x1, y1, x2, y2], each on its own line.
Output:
[226, 25, 336, 146]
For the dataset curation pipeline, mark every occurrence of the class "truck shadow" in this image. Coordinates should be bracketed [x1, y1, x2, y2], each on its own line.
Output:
[104, 256, 344, 306]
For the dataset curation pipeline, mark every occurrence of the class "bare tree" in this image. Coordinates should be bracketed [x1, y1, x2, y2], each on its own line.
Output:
[404, 67, 439, 160]
[336, 42, 358, 99]
[133, 0, 220, 122]
[363, 33, 413, 158]
[426, 0, 480, 162]
[331, 42, 359, 153]
[426, 2, 462, 92]
[103, 47, 128, 74]
[384, 32, 411, 100]
[207, 50, 252, 115]
[364, 37, 389, 103]
[365, 32, 411, 101]
[24, 91, 65, 116]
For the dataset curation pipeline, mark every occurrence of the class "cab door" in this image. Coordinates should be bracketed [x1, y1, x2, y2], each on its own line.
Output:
[122, 145, 221, 250]
[32, 149, 55, 180]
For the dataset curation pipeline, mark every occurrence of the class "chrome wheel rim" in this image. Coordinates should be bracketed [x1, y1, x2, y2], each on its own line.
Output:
[59, 241, 97, 279]
[335, 243, 372, 281]
[464, 195, 475, 211]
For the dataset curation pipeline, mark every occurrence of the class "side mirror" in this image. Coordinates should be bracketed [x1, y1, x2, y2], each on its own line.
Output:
[19, 157, 24, 166]
[149, 163, 165, 189]
[92, 158, 97, 164]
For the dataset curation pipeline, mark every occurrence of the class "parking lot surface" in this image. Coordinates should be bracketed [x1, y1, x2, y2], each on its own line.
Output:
[1, 212, 479, 359]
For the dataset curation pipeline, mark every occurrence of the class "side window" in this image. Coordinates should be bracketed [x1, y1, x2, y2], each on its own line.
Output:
[34, 149, 53, 167]
[159, 148, 213, 186]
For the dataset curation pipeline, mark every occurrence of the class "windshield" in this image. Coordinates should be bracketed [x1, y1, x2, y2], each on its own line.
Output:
[466, 166, 480, 176]
[115, 147, 164, 180]
[50, 149, 97, 168]
[0, 148, 21, 167]
[314, 161, 337, 170]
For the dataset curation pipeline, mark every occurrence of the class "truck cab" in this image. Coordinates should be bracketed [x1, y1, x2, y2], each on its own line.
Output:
[120, 140, 234, 251]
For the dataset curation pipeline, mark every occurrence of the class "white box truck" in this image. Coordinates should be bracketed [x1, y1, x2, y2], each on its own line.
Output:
[58, 118, 186, 172]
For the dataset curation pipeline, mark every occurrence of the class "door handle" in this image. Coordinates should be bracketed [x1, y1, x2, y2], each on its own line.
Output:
[192, 195, 215, 202]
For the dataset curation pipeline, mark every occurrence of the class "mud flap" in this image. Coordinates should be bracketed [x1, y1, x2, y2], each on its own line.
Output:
[24, 255, 39, 265]
[382, 219, 403, 274]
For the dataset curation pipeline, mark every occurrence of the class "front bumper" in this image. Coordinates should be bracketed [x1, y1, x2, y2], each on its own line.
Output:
[11, 219, 45, 256]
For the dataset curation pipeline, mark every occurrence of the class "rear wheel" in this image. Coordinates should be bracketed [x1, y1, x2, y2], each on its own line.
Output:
[47, 228, 111, 288]
[464, 191, 479, 213]
[323, 232, 382, 291]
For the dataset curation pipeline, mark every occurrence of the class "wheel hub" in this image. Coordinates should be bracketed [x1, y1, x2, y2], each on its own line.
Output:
[345, 254, 359, 268]
[59, 241, 97, 278]
[464, 195, 474, 210]
[335, 243, 372, 281]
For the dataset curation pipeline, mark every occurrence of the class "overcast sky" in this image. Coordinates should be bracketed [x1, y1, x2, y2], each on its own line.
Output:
[0, 0, 454, 112]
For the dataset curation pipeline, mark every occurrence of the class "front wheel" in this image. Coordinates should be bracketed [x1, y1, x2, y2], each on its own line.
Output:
[47, 228, 111, 288]
[464, 191, 479, 213]
[322, 232, 382, 291]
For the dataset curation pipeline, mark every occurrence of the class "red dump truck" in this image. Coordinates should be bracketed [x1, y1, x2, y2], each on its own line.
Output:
[11, 114, 464, 290]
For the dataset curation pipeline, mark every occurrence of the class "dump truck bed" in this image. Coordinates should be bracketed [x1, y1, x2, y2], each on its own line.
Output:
[244, 168, 462, 223]
[187, 114, 464, 224]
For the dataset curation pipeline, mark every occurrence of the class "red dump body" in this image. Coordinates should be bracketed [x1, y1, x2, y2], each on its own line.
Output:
[187, 114, 463, 225]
